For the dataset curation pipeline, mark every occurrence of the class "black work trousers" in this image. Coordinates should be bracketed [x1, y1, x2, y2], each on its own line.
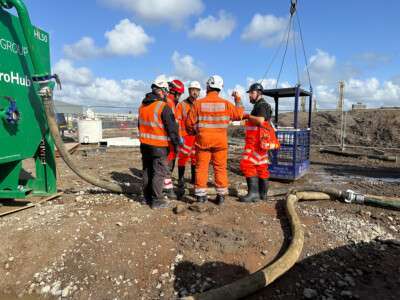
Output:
[142, 155, 169, 201]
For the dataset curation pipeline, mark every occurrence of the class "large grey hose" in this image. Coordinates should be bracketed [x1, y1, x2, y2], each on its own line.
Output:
[41, 90, 141, 194]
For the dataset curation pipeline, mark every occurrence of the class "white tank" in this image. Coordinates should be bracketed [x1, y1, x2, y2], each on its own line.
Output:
[78, 119, 102, 144]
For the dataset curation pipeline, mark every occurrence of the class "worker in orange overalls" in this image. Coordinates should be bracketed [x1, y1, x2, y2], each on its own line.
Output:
[138, 79, 180, 209]
[175, 81, 202, 199]
[186, 75, 244, 205]
[163, 79, 185, 199]
[239, 83, 279, 202]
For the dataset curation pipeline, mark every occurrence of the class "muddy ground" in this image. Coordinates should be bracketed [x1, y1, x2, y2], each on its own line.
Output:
[0, 132, 399, 299]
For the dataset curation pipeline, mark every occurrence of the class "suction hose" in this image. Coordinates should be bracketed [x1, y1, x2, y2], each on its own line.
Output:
[41, 88, 140, 194]
[182, 188, 400, 300]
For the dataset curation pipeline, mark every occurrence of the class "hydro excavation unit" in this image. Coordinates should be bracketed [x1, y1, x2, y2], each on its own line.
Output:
[0, 0, 137, 199]
[0, 1, 56, 198]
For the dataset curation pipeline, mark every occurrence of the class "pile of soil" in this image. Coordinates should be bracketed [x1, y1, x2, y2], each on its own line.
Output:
[229, 109, 400, 148]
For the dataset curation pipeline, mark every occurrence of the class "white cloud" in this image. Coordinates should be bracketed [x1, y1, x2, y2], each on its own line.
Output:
[53, 59, 148, 108]
[356, 52, 392, 68]
[102, 0, 204, 26]
[53, 59, 93, 86]
[171, 51, 204, 81]
[64, 37, 102, 60]
[309, 49, 336, 74]
[189, 10, 236, 41]
[105, 19, 154, 56]
[241, 14, 288, 47]
[64, 19, 153, 59]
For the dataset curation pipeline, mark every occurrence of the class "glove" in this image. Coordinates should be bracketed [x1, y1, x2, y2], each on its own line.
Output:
[231, 91, 241, 103]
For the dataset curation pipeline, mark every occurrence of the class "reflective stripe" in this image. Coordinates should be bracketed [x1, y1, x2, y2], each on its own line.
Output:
[154, 101, 164, 120]
[199, 116, 230, 121]
[195, 188, 207, 196]
[138, 120, 164, 128]
[200, 103, 226, 112]
[198, 123, 229, 129]
[182, 102, 188, 118]
[246, 126, 258, 131]
[139, 133, 170, 141]
[216, 187, 228, 195]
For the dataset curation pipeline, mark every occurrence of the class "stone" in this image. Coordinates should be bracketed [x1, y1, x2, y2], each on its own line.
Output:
[173, 205, 186, 215]
[303, 288, 318, 299]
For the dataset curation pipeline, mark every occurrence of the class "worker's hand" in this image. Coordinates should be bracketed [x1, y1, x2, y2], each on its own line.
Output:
[242, 113, 250, 120]
[231, 91, 241, 102]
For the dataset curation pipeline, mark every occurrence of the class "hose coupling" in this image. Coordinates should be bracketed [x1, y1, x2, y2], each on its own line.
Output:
[344, 189, 365, 204]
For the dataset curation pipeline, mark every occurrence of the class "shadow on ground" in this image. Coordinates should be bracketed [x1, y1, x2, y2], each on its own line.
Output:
[247, 239, 400, 299]
[174, 261, 250, 297]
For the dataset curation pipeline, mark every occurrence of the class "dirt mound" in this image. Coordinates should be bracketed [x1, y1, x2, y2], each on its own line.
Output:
[229, 109, 400, 148]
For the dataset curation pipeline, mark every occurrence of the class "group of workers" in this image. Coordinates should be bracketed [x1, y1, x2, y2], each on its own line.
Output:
[138, 75, 279, 209]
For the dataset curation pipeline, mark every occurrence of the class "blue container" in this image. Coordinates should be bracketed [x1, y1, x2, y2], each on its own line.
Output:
[263, 86, 313, 181]
[269, 129, 310, 180]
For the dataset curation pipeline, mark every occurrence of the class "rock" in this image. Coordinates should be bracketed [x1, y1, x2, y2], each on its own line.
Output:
[189, 204, 207, 213]
[116, 222, 123, 227]
[341, 290, 353, 298]
[173, 205, 186, 215]
[303, 288, 318, 299]
[261, 250, 268, 256]
[41, 285, 51, 294]
[152, 269, 159, 275]
[62, 286, 71, 297]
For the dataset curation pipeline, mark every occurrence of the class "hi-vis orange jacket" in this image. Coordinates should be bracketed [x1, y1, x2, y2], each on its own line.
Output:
[176, 98, 194, 138]
[138, 100, 170, 147]
[186, 91, 244, 149]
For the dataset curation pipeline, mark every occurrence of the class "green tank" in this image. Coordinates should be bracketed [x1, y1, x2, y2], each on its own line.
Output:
[0, 3, 56, 199]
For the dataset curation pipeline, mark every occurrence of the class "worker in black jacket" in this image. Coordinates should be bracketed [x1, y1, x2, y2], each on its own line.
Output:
[138, 79, 180, 209]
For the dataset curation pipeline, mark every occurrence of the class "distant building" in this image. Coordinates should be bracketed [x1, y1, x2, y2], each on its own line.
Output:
[351, 102, 367, 110]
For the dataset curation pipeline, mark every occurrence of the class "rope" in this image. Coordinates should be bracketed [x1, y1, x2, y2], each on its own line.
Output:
[275, 14, 294, 88]
[259, 14, 293, 84]
[296, 12, 312, 89]
[292, 19, 301, 85]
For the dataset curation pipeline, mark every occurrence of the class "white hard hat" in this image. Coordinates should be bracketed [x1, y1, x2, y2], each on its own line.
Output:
[152, 78, 169, 91]
[206, 75, 224, 90]
[188, 81, 201, 90]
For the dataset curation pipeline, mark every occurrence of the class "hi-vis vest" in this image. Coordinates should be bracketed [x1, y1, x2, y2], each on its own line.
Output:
[245, 120, 280, 151]
[138, 101, 170, 147]
[176, 99, 193, 137]
[197, 102, 231, 130]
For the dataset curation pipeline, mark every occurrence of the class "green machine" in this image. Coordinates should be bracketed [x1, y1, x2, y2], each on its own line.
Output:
[0, 0, 57, 199]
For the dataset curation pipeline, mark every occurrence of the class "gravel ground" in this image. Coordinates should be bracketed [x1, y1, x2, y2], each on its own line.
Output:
[0, 142, 399, 300]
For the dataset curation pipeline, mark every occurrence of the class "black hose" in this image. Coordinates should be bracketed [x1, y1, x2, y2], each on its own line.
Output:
[42, 91, 140, 194]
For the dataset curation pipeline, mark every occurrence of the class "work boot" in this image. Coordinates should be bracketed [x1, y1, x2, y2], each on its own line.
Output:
[196, 195, 208, 203]
[190, 165, 196, 184]
[215, 194, 225, 205]
[239, 177, 260, 202]
[259, 178, 269, 200]
[151, 198, 169, 209]
[163, 188, 177, 200]
[177, 166, 186, 200]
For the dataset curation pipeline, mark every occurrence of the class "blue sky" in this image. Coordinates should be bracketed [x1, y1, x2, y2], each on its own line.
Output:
[18, 0, 400, 110]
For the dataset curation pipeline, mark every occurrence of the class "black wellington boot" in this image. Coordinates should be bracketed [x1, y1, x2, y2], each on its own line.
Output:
[196, 195, 208, 203]
[177, 166, 186, 200]
[239, 177, 260, 202]
[190, 165, 196, 184]
[215, 194, 225, 205]
[151, 198, 169, 209]
[259, 178, 269, 201]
